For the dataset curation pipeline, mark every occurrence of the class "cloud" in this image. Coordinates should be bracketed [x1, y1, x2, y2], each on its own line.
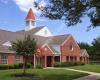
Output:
[13, 0, 46, 14]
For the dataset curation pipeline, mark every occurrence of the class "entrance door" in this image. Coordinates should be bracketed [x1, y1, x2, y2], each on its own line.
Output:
[47, 56, 52, 67]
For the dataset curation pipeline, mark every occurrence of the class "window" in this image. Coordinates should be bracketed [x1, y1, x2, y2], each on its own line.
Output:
[44, 47, 47, 51]
[1, 54, 8, 64]
[69, 43, 74, 51]
[26, 21, 29, 26]
[15, 55, 20, 64]
[31, 21, 35, 26]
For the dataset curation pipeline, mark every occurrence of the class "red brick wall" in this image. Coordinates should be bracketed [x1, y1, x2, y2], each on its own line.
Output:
[0, 54, 1, 64]
[8, 54, 15, 64]
[61, 36, 80, 62]
[20, 55, 23, 63]
[41, 45, 54, 67]
[0, 53, 24, 64]
[41, 45, 54, 56]
[8, 54, 24, 64]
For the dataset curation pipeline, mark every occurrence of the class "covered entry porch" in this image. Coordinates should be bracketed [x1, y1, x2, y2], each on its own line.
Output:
[35, 55, 54, 67]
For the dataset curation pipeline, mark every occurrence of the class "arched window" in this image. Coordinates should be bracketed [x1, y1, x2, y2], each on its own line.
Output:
[69, 43, 74, 51]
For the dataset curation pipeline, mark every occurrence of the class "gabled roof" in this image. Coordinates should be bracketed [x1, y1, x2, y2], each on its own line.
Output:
[48, 34, 71, 45]
[16, 26, 44, 34]
[0, 46, 14, 53]
[50, 45, 61, 55]
[26, 8, 35, 21]
[0, 27, 72, 53]
[80, 49, 89, 57]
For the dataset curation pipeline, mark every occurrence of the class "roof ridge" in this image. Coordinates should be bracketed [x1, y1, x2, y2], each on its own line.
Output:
[16, 26, 45, 32]
[0, 29, 14, 33]
[53, 34, 71, 37]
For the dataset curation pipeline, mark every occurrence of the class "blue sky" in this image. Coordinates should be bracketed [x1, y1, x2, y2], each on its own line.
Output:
[0, 0, 100, 44]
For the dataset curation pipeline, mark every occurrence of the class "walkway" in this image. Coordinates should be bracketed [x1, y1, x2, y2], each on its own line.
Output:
[46, 67, 100, 80]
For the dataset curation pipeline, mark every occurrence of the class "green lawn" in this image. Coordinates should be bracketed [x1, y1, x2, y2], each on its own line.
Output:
[0, 69, 88, 80]
[69, 64, 100, 73]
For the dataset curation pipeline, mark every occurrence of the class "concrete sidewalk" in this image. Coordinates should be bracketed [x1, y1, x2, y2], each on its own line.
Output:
[74, 74, 100, 80]
[46, 67, 100, 80]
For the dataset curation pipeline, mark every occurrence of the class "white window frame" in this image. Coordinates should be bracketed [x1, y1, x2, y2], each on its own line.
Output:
[69, 43, 74, 51]
[15, 55, 20, 64]
[1, 54, 8, 64]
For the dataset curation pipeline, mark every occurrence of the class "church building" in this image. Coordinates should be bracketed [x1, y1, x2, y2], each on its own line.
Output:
[0, 8, 89, 67]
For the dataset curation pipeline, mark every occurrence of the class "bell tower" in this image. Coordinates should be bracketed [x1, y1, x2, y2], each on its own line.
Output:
[25, 8, 36, 31]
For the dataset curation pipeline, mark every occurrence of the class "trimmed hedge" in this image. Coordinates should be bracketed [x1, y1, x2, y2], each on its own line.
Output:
[0, 63, 33, 70]
[36, 64, 43, 69]
[54, 62, 85, 67]
[0, 64, 9, 70]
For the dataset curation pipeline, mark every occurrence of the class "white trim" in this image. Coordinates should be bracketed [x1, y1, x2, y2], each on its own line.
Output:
[34, 53, 36, 68]
[35, 26, 53, 37]
[61, 35, 71, 46]
[41, 43, 54, 54]
[61, 35, 80, 50]
[1, 54, 8, 64]
[60, 55, 61, 63]
[2, 41, 12, 47]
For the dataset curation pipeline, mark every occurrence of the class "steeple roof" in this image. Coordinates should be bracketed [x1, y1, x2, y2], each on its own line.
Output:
[26, 8, 35, 21]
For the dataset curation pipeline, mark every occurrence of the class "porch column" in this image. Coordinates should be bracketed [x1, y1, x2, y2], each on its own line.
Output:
[52, 56, 54, 67]
[76, 56, 80, 62]
[60, 55, 61, 63]
[44, 55, 47, 67]
[34, 54, 36, 68]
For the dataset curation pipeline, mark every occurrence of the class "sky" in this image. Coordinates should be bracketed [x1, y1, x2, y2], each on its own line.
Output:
[0, 0, 100, 44]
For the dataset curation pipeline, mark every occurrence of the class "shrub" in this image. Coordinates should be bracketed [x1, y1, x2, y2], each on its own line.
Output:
[80, 62, 85, 65]
[26, 63, 33, 68]
[36, 64, 43, 69]
[54, 62, 61, 67]
[54, 62, 85, 67]
[0, 63, 33, 70]
[18, 63, 23, 68]
[14, 64, 20, 69]
[8, 64, 14, 69]
[0, 64, 9, 70]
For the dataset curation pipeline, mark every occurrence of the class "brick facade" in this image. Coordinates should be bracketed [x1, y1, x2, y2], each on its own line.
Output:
[61, 36, 80, 62]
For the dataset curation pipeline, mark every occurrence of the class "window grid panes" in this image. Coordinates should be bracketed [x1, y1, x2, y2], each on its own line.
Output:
[1, 54, 8, 64]
[15, 55, 20, 64]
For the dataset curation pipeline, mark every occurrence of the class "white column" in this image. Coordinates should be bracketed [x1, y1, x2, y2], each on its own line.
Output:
[60, 55, 61, 63]
[34, 53, 36, 68]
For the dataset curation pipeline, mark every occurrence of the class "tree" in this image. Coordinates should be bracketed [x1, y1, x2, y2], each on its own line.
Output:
[78, 37, 100, 62]
[78, 42, 94, 61]
[92, 36, 100, 53]
[35, 0, 100, 28]
[10, 35, 37, 74]
[78, 42, 92, 55]
[92, 36, 100, 61]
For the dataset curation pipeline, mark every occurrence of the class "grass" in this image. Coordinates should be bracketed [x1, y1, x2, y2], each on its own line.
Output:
[69, 64, 100, 73]
[0, 69, 88, 80]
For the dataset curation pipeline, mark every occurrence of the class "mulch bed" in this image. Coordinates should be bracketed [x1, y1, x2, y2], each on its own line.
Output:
[12, 73, 41, 80]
